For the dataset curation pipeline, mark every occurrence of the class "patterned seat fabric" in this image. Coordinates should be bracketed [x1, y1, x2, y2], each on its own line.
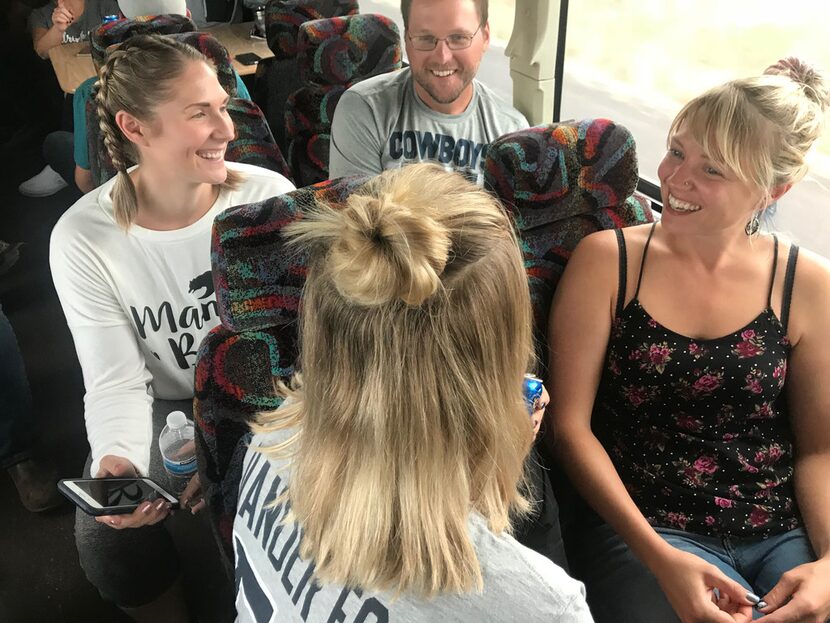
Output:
[195, 176, 369, 567]
[90, 14, 196, 68]
[484, 118, 655, 370]
[261, 0, 359, 156]
[285, 13, 402, 186]
[223, 99, 292, 180]
[264, 0, 358, 59]
[87, 32, 290, 185]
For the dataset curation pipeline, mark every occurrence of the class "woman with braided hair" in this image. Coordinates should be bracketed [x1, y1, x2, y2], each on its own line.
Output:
[49, 34, 294, 621]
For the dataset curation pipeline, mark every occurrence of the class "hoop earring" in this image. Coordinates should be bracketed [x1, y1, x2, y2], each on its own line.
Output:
[745, 211, 761, 236]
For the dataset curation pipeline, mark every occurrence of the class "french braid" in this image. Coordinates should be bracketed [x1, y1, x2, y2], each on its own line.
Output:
[95, 49, 139, 228]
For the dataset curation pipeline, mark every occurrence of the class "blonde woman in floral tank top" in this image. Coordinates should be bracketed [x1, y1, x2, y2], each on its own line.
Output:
[548, 58, 830, 623]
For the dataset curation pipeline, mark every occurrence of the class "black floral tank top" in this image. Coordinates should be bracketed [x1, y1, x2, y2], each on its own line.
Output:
[593, 224, 801, 537]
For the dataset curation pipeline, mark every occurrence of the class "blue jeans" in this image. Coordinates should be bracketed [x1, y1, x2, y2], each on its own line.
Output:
[566, 514, 816, 623]
[657, 526, 816, 620]
[0, 303, 34, 469]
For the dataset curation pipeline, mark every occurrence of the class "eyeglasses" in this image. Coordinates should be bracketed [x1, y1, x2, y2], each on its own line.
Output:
[407, 26, 482, 51]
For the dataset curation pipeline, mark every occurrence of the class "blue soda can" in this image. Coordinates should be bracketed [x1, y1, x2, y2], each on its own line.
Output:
[522, 374, 544, 414]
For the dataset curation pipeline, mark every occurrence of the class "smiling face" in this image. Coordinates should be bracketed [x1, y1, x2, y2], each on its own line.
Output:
[657, 126, 766, 236]
[404, 0, 489, 115]
[139, 60, 235, 185]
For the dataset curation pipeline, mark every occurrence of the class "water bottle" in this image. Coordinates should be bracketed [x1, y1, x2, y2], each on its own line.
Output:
[159, 410, 197, 495]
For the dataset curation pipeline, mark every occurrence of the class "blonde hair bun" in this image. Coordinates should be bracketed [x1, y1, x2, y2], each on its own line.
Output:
[328, 192, 451, 307]
[764, 57, 830, 111]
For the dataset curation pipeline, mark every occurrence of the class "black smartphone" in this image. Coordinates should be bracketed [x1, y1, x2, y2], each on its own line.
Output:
[235, 52, 262, 66]
[58, 477, 179, 516]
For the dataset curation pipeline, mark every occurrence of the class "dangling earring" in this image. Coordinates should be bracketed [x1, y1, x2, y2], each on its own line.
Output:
[745, 211, 761, 236]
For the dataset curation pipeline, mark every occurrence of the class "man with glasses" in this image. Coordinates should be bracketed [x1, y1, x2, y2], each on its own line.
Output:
[329, 0, 527, 185]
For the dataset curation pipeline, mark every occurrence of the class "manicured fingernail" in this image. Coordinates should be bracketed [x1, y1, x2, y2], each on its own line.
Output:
[109, 519, 118, 526]
[746, 592, 761, 605]
[757, 601, 768, 610]
[141, 503, 151, 514]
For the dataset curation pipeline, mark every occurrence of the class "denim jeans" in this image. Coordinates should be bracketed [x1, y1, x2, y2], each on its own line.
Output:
[0, 302, 34, 469]
[656, 526, 816, 620]
[566, 512, 816, 623]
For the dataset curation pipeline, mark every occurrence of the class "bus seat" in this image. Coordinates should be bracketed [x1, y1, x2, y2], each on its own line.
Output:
[262, 0, 359, 156]
[89, 13, 196, 69]
[194, 175, 370, 571]
[484, 118, 655, 371]
[87, 32, 290, 186]
[285, 13, 402, 186]
[223, 98, 292, 181]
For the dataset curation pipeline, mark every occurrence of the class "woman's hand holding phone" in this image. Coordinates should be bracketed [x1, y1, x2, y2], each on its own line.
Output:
[94, 454, 172, 529]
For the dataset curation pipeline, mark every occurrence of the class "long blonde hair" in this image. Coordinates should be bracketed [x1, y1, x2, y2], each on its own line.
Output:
[669, 57, 829, 206]
[254, 164, 534, 596]
[95, 34, 242, 229]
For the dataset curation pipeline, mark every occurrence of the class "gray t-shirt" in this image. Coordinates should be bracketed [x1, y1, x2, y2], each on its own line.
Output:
[29, 0, 120, 43]
[329, 68, 529, 186]
[233, 429, 593, 623]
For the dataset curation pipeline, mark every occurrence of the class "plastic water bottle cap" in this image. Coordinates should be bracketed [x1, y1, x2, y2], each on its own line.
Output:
[166, 410, 188, 430]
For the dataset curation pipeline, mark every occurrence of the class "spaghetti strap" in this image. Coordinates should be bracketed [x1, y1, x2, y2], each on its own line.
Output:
[633, 222, 657, 299]
[614, 229, 628, 318]
[766, 235, 779, 308]
[780, 243, 799, 332]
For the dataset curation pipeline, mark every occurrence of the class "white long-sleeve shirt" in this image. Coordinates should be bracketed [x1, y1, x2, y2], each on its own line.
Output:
[50, 162, 295, 477]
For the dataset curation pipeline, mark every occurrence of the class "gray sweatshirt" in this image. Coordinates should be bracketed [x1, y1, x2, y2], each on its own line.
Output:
[233, 429, 594, 622]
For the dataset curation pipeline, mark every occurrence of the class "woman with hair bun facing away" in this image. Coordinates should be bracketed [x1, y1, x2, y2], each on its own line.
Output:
[49, 35, 294, 621]
[232, 164, 592, 622]
[549, 58, 830, 622]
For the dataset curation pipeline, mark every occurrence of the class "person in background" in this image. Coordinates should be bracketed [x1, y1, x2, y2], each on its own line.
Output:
[1, 301, 64, 513]
[233, 164, 592, 622]
[328, 0, 527, 185]
[19, 0, 120, 196]
[20, 0, 248, 197]
[50, 34, 294, 621]
[29, 0, 120, 58]
[548, 58, 830, 623]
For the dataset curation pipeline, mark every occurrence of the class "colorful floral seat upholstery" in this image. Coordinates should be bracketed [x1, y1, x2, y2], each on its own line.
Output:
[87, 32, 290, 186]
[261, 0, 359, 155]
[194, 175, 369, 569]
[90, 13, 196, 68]
[285, 13, 402, 186]
[484, 118, 655, 370]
